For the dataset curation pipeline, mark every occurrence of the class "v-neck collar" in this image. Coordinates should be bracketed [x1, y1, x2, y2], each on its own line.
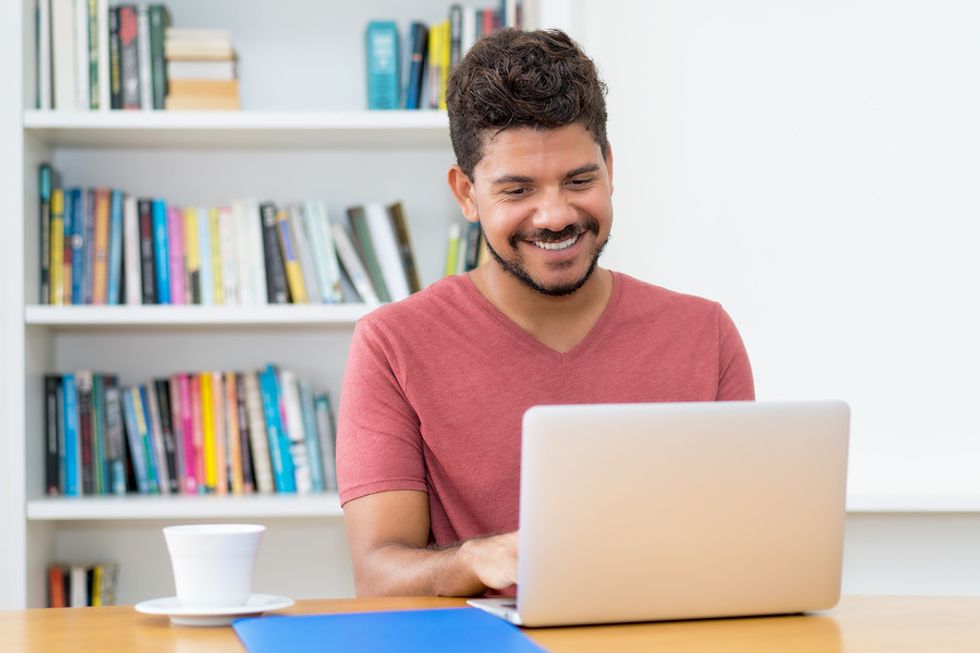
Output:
[459, 271, 624, 364]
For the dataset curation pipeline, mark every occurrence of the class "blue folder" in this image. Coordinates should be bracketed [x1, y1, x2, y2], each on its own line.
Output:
[232, 607, 545, 653]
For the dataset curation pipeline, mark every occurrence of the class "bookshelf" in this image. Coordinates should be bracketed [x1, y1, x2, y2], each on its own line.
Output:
[2, 0, 565, 609]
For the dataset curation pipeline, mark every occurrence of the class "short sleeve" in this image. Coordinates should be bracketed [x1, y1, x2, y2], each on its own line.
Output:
[717, 306, 755, 401]
[336, 318, 427, 506]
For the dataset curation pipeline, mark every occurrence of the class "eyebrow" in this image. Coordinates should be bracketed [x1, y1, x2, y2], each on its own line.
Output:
[490, 163, 601, 186]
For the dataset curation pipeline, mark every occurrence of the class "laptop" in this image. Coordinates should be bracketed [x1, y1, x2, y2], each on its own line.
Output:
[468, 400, 850, 627]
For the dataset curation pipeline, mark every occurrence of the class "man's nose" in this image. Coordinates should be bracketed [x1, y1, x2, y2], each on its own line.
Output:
[530, 185, 576, 233]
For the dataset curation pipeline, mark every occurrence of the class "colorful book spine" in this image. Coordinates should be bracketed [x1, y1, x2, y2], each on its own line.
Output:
[81, 190, 95, 304]
[197, 206, 213, 304]
[104, 383, 127, 495]
[258, 366, 295, 493]
[76, 371, 94, 495]
[50, 189, 65, 305]
[280, 370, 312, 494]
[315, 393, 339, 491]
[200, 372, 216, 492]
[92, 189, 110, 304]
[208, 207, 224, 304]
[347, 206, 391, 302]
[91, 373, 105, 494]
[183, 206, 201, 304]
[235, 372, 255, 493]
[137, 199, 156, 304]
[404, 22, 428, 110]
[211, 371, 227, 495]
[70, 189, 85, 304]
[152, 379, 178, 494]
[244, 370, 274, 494]
[189, 374, 205, 493]
[44, 375, 61, 495]
[366, 21, 400, 110]
[120, 386, 150, 494]
[62, 374, 80, 496]
[167, 206, 185, 305]
[148, 4, 170, 110]
[106, 190, 124, 304]
[39, 164, 53, 304]
[299, 381, 325, 493]
[259, 202, 288, 303]
[108, 6, 121, 109]
[275, 209, 308, 303]
[135, 385, 160, 493]
[123, 196, 140, 304]
[177, 374, 197, 494]
[225, 372, 243, 495]
[152, 199, 171, 304]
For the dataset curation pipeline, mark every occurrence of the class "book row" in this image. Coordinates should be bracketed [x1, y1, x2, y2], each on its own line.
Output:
[44, 365, 338, 498]
[47, 561, 119, 608]
[37, 164, 423, 307]
[367, 1, 531, 111]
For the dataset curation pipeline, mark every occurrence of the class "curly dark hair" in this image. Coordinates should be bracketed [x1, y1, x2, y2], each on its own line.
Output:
[446, 28, 609, 179]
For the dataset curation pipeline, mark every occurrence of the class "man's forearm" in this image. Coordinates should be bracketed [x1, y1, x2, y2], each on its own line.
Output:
[356, 539, 486, 597]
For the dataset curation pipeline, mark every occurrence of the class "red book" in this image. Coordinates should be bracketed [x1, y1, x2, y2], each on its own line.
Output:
[177, 374, 197, 494]
[168, 207, 185, 305]
[189, 374, 205, 493]
[48, 565, 67, 608]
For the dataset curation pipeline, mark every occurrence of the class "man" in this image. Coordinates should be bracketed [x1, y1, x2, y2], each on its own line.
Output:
[336, 28, 754, 598]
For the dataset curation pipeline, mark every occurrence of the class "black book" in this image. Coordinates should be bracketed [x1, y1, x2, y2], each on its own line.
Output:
[154, 379, 180, 494]
[235, 372, 255, 492]
[449, 4, 463, 71]
[388, 202, 421, 293]
[76, 372, 94, 495]
[108, 7, 122, 109]
[44, 375, 62, 495]
[463, 220, 482, 272]
[138, 199, 157, 304]
[404, 23, 428, 110]
[39, 164, 53, 304]
[259, 202, 289, 303]
[104, 379, 127, 495]
[118, 5, 140, 110]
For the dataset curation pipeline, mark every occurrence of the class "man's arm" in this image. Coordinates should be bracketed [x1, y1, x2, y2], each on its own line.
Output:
[343, 489, 518, 597]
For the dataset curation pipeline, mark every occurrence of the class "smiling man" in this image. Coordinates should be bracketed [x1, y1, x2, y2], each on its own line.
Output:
[336, 28, 754, 598]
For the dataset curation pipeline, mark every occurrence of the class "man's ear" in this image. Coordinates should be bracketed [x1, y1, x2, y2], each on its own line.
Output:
[447, 165, 480, 223]
[605, 142, 614, 196]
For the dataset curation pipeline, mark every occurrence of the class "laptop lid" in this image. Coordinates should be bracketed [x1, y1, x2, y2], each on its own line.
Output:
[515, 401, 850, 627]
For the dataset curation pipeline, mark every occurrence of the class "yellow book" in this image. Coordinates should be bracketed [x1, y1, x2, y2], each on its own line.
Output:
[225, 372, 244, 495]
[437, 21, 451, 111]
[200, 372, 216, 491]
[444, 223, 461, 277]
[275, 209, 308, 303]
[183, 206, 200, 303]
[91, 565, 102, 606]
[91, 189, 110, 304]
[212, 371, 227, 495]
[50, 189, 65, 305]
[208, 207, 224, 304]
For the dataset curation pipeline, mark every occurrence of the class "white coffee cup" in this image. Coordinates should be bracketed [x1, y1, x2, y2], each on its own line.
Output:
[163, 523, 266, 608]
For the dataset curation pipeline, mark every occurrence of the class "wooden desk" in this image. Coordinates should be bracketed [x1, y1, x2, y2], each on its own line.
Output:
[2, 595, 979, 652]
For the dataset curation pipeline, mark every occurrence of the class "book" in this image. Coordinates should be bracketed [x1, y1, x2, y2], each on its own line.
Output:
[218, 206, 239, 305]
[366, 21, 400, 110]
[314, 394, 338, 491]
[73, 0, 89, 110]
[189, 374, 205, 493]
[51, 0, 76, 110]
[167, 206, 185, 304]
[275, 209, 308, 303]
[183, 206, 202, 304]
[260, 202, 289, 303]
[166, 59, 236, 81]
[197, 205, 214, 304]
[137, 198, 156, 304]
[208, 207, 224, 304]
[70, 565, 88, 608]
[346, 205, 391, 302]
[45, 375, 61, 495]
[243, 199, 268, 305]
[48, 565, 67, 608]
[200, 372, 215, 492]
[225, 372, 243, 495]
[86, 0, 98, 108]
[122, 195, 140, 304]
[106, 190, 124, 304]
[108, 6, 121, 109]
[258, 366, 295, 493]
[76, 371, 94, 495]
[148, 4, 171, 109]
[232, 201, 253, 305]
[364, 202, 411, 301]
[449, 4, 463, 71]
[243, 371, 274, 494]
[176, 373, 198, 494]
[39, 164, 53, 304]
[62, 374, 80, 496]
[387, 201, 421, 293]
[404, 22, 428, 110]
[279, 370, 312, 494]
[90, 373, 106, 494]
[81, 190, 95, 304]
[137, 384, 164, 494]
[310, 200, 343, 303]
[331, 220, 380, 305]
[298, 381, 325, 493]
[152, 379, 179, 494]
[444, 222, 461, 277]
[120, 385, 150, 494]
[164, 94, 240, 111]
[104, 383, 127, 495]
[69, 188, 85, 304]
[235, 372, 255, 493]
[463, 220, 483, 272]
[211, 371, 227, 494]
[96, 0, 109, 111]
[91, 188, 110, 304]
[50, 188, 66, 305]
[136, 5, 152, 110]
[152, 199, 171, 304]
[118, 4, 139, 109]
[36, 0, 52, 110]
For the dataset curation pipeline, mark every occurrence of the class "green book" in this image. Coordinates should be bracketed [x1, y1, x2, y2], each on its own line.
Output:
[148, 5, 171, 109]
[346, 206, 391, 303]
[87, 0, 99, 108]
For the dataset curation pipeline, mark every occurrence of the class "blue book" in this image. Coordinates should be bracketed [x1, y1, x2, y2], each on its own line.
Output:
[258, 366, 295, 493]
[197, 206, 214, 305]
[121, 386, 150, 494]
[152, 199, 171, 304]
[62, 374, 80, 497]
[137, 384, 161, 493]
[106, 190, 124, 304]
[232, 608, 546, 653]
[404, 22, 428, 110]
[69, 189, 85, 305]
[298, 381, 325, 492]
[82, 190, 96, 304]
[366, 21, 400, 110]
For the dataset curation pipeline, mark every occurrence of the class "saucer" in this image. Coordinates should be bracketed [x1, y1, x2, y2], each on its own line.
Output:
[135, 593, 294, 627]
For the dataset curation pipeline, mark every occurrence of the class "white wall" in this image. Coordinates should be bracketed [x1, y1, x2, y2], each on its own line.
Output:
[567, 0, 980, 502]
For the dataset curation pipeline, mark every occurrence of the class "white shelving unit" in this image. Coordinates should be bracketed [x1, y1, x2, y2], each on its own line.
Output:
[3, 0, 539, 609]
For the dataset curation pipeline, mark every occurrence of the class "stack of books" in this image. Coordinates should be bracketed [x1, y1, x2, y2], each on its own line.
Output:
[37, 164, 422, 307]
[47, 562, 119, 608]
[164, 28, 239, 110]
[43, 365, 339, 498]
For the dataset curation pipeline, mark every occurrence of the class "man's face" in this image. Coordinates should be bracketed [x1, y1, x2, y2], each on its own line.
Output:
[460, 123, 614, 296]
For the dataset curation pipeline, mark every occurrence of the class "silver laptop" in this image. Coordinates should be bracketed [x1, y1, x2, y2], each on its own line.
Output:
[468, 401, 850, 627]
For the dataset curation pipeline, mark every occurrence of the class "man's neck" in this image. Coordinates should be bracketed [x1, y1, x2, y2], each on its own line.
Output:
[468, 264, 614, 353]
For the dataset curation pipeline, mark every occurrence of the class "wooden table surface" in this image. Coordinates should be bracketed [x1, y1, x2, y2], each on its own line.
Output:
[2, 594, 979, 652]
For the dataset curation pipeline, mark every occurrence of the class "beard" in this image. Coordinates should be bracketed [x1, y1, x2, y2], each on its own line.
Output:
[483, 218, 608, 297]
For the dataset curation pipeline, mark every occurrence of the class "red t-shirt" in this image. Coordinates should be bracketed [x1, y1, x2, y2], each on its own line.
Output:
[337, 272, 754, 548]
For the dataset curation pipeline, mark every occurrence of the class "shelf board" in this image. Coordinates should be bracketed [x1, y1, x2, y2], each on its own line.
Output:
[23, 110, 451, 149]
[25, 304, 375, 327]
[845, 494, 980, 513]
[27, 493, 343, 520]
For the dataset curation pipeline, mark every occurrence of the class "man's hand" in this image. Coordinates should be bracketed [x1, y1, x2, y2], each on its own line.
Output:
[461, 531, 519, 590]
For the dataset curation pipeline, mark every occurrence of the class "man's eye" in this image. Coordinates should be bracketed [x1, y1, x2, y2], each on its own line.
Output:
[569, 177, 594, 187]
[505, 188, 528, 196]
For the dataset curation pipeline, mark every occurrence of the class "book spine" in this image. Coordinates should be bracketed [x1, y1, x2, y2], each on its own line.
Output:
[218, 206, 238, 305]
[244, 200, 267, 305]
[365, 202, 410, 301]
[73, 0, 89, 109]
[347, 206, 391, 302]
[91, 188, 110, 304]
[225, 372, 243, 494]
[134, 385, 160, 493]
[449, 4, 463, 70]
[167, 206, 185, 305]
[76, 371, 94, 495]
[259, 202, 289, 303]
[70, 566, 88, 608]
[106, 190, 124, 304]
[232, 201, 252, 305]
[37, 0, 52, 109]
[177, 374, 197, 494]
[189, 374, 205, 493]
[48, 565, 66, 608]
[314, 393, 339, 491]
[183, 206, 201, 304]
[444, 222, 461, 277]
[463, 220, 482, 272]
[81, 189, 96, 304]
[62, 374, 80, 496]
[387, 202, 421, 293]
[166, 376, 185, 493]
[152, 199, 171, 304]
[313, 201, 343, 302]
[108, 6, 121, 109]
[118, 5, 138, 109]
[97, 0, 109, 110]
[365, 21, 400, 110]
[280, 371, 312, 494]
[87, 0, 98, 108]
[70, 189, 85, 303]
[258, 367, 295, 493]
[235, 372, 255, 493]
[122, 195, 140, 304]
[137, 198, 156, 303]
[39, 164, 52, 304]
[136, 5, 152, 110]
[90, 373, 105, 495]
[301, 201, 329, 303]
[200, 372, 215, 492]
[197, 205, 214, 304]
[154, 379, 179, 494]
[45, 375, 62, 495]
[120, 386, 149, 494]
[211, 371, 227, 494]
[298, 381, 325, 493]
[148, 4, 169, 109]
[290, 204, 321, 304]
[244, 371, 274, 494]
[275, 209, 308, 303]
[331, 221, 379, 305]
[50, 189, 65, 305]
[405, 23, 428, 110]
[208, 208, 224, 304]
[104, 383, 127, 495]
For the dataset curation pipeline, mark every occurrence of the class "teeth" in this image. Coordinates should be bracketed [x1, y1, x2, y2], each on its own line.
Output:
[532, 234, 579, 251]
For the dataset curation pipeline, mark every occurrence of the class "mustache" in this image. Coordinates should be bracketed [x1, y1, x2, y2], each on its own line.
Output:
[511, 218, 600, 246]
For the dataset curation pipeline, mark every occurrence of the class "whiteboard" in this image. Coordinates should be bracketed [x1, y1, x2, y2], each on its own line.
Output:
[567, 0, 980, 500]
